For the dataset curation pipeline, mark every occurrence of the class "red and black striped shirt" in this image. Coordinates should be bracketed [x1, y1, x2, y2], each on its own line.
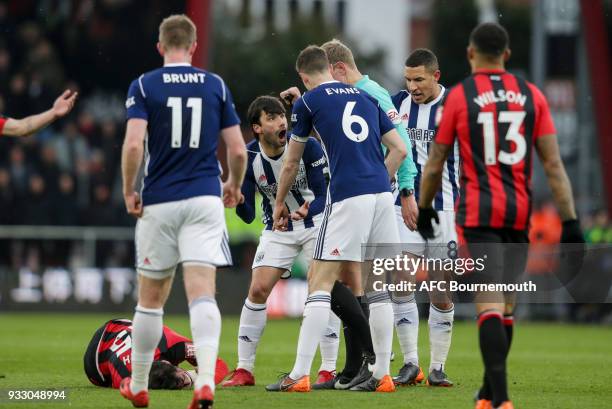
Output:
[86, 319, 193, 388]
[436, 69, 555, 231]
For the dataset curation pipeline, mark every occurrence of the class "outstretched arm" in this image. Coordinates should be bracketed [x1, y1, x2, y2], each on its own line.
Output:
[1, 90, 77, 137]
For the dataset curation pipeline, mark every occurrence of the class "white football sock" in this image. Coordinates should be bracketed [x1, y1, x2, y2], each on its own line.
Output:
[190, 296, 221, 392]
[237, 298, 267, 373]
[130, 305, 163, 394]
[318, 311, 341, 373]
[289, 291, 331, 380]
[392, 294, 419, 366]
[428, 304, 454, 372]
[367, 292, 393, 379]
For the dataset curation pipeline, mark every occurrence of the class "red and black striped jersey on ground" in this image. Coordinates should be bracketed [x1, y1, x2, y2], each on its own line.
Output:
[96, 319, 192, 388]
[436, 69, 555, 231]
[0, 116, 6, 134]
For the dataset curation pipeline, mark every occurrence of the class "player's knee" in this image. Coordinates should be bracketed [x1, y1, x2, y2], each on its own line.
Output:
[248, 282, 272, 303]
[308, 270, 336, 293]
[433, 302, 453, 311]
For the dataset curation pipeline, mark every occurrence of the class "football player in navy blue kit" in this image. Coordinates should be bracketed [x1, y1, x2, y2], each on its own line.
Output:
[267, 46, 407, 393]
[119, 14, 247, 409]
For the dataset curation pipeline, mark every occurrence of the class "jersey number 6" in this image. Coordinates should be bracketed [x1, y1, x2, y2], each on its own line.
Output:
[342, 101, 369, 142]
[167, 97, 202, 149]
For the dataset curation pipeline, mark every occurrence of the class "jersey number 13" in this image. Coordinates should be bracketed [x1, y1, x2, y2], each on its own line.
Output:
[477, 111, 526, 166]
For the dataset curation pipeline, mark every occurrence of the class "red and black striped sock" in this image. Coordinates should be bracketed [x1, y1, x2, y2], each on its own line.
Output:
[477, 310, 509, 407]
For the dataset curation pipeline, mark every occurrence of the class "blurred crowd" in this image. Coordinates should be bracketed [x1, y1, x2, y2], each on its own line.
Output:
[0, 0, 173, 227]
[1, 2, 611, 276]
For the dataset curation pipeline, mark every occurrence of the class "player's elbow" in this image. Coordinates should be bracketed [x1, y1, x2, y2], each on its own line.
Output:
[394, 143, 408, 162]
[398, 145, 408, 161]
[3, 120, 27, 137]
[123, 140, 143, 155]
[542, 156, 564, 177]
[424, 162, 443, 179]
[283, 159, 299, 174]
[11, 128, 28, 138]
[229, 143, 247, 164]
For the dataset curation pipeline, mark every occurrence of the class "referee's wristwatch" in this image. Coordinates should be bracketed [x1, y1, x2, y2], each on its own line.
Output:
[400, 188, 414, 197]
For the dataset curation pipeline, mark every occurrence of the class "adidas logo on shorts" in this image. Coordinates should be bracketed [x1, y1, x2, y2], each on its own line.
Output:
[330, 248, 341, 256]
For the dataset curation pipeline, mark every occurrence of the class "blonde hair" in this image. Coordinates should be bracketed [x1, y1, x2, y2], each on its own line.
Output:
[159, 14, 196, 51]
[321, 39, 356, 69]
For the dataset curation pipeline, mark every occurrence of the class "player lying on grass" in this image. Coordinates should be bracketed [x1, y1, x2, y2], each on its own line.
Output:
[0, 89, 77, 137]
[222, 96, 341, 388]
[84, 318, 229, 390]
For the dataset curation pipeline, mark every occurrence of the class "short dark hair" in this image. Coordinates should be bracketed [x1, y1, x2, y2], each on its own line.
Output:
[405, 48, 439, 72]
[296, 45, 329, 74]
[247, 96, 285, 140]
[148, 361, 183, 390]
[469, 22, 509, 58]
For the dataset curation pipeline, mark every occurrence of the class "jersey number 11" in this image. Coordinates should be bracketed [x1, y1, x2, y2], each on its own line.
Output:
[167, 97, 202, 149]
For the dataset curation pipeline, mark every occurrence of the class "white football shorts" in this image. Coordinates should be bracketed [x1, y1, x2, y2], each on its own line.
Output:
[314, 192, 400, 262]
[135, 195, 231, 279]
[396, 206, 457, 258]
[252, 218, 320, 277]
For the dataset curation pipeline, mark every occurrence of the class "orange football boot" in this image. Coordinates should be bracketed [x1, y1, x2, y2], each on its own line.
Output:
[119, 378, 149, 408]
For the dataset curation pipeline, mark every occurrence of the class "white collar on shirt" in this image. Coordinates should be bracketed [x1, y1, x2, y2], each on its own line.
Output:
[164, 63, 191, 67]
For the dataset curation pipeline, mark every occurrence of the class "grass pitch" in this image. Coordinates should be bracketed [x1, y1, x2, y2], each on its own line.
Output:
[0, 313, 610, 408]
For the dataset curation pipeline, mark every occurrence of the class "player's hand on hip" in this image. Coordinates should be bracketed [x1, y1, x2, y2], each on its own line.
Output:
[123, 191, 143, 218]
[417, 207, 438, 240]
[222, 181, 242, 208]
[401, 194, 419, 231]
[273, 203, 289, 231]
[291, 201, 309, 221]
[52, 89, 78, 118]
[280, 87, 301, 105]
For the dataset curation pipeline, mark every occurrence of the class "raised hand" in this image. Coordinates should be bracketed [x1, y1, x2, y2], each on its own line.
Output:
[52, 89, 78, 118]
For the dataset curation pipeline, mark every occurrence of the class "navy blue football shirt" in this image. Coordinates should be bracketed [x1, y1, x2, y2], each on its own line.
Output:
[126, 63, 240, 205]
[290, 81, 394, 204]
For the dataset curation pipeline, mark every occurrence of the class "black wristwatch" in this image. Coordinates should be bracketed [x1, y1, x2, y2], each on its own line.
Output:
[400, 188, 414, 197]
